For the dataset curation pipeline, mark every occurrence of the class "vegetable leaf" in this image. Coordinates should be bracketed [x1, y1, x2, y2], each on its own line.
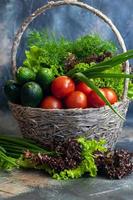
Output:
[0, 146, 6, 154]
[0, 150, 18, 171]
[24, 31, 117, 75]
[84, 72, 133, 79]
[128, 82, 133, 99]
[89, 50, 133, 70]
[0, 135, 56, 157]
[68, 50, 133, 75]
[52, 138, 107, 180]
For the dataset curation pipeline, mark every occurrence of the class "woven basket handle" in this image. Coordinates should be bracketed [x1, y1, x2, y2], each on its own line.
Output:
[11, 0, 129, 100]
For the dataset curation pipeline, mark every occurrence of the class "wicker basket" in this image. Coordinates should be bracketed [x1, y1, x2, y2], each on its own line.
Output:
[9, 0, 130, 149]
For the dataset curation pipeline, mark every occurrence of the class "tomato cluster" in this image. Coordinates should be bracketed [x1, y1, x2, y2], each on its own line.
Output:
[40, 76, 118, 109]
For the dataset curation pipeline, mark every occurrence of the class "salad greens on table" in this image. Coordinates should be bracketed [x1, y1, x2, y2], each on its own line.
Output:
[0, 135, 106, 179]
[0, 135, 132, 180]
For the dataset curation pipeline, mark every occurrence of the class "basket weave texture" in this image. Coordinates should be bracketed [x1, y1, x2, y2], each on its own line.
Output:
[9, 100, 129, 149]
[9, 0, 130, 149]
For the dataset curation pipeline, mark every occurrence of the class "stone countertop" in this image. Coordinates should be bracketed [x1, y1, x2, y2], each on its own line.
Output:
[0, 170, 133, 200]
[0, 127, 133, 200]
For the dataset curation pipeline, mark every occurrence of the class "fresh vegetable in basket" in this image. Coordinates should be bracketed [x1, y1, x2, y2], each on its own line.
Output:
[4, 32, 133, 118]
[36, 68, 55, 90]
[21, 82, 43, 107]
[88, 88, 118, 108]
[0, 135, 132, 180]
[65, 91, 88, 109]
[51, 75, 75, 99]
[41, 96, 63, 109]
[16, 67, 36, 84]
[27, 32, 117, 72]
[4, 80, 21, 104]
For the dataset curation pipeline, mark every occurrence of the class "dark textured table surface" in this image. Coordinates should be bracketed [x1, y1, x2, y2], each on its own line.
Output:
[0, 169, 133, 200]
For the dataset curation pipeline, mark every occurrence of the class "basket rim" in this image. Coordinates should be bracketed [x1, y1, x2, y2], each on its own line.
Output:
[8, 99, 129, 113]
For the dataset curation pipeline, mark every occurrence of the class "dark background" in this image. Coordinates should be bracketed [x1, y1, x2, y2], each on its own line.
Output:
[0, 0, 133, 134]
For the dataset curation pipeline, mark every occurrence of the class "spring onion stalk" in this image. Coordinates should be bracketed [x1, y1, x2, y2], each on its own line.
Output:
[0, 135, 56, 156]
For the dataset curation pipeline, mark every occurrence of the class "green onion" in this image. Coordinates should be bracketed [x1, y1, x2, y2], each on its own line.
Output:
[83, 72, 133, 79]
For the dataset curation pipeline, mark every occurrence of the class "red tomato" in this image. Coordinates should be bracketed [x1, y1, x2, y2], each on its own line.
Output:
[51, 76, 75, 99]
[76, 82, 92, 95]
[88, 88, 118, 108]
[102, 88, 118, 104]
[41, 96, 62, 109]
[88, 89, 106, 108]
[65, 91, 87, 109]
[87, 97, 92, 108]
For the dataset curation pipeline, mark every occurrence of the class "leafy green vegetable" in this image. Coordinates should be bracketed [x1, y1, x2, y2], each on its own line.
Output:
[128, 81, 133, 99]
[91, 50, 133, 69]
[0, 135, 107, 180]
[71, 34, 117, 60]
[52, 138, 107, 180]
[23, 31, 117, 75]
[20, 138, 106, 180]
[68, 50, 133, 76]
[24, 31, 72, 74]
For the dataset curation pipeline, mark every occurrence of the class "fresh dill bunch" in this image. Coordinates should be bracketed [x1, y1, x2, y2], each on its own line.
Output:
[71, 34, 117, 60]
[27, 30, 72, 70]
